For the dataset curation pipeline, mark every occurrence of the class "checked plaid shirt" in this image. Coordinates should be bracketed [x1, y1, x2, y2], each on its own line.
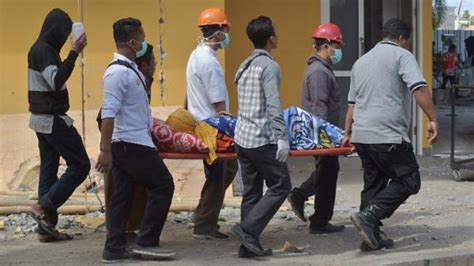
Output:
[234, 49, 287, 149]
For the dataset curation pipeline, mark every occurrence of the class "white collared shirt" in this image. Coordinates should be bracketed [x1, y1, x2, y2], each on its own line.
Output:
[186, 44, 229, 121]
[101, 53, 155, 148]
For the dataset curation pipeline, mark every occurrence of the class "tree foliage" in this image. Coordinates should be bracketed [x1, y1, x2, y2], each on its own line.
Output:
[432, 0, 447, 30]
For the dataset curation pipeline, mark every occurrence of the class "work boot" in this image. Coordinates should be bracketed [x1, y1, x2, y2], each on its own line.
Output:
[309, 222, 345, 234]
[287, 189, 307, 222]
[360, 228, 394, 251]
[350, 204, 384, 250]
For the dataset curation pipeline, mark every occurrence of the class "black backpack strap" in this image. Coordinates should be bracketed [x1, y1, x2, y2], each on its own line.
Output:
[234, 52, 271, 84]
[107, 59, 147, 90]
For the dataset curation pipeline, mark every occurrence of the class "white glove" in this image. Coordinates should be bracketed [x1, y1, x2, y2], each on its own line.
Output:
[276, 139, 290, 162]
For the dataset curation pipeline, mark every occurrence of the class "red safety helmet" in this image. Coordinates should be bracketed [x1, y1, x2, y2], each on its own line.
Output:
[312, 23, 344, 45]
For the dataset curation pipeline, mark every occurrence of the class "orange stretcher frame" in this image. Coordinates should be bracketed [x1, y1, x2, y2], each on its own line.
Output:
[159, 147, 353, 160]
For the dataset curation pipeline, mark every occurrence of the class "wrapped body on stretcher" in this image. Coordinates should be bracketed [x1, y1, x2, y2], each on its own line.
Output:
[155, 106, 352, 161]
[104, 106, 351, 232]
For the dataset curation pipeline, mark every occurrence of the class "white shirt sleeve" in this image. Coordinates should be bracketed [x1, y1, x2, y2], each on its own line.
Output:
[201, 63, 227, 104]
[101, 67, 129, 119]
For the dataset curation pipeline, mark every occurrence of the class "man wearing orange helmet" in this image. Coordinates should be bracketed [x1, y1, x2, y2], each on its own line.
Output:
[186, 7, 237, 240]
[287, 23, 345, 235]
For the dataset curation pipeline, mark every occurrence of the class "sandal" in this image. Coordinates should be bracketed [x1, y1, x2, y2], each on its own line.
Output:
[37, 231, 74, 243]
[29, 204, 58, 238]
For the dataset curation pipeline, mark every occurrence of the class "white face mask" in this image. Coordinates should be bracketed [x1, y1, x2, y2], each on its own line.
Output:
[201, 30, 230, 48]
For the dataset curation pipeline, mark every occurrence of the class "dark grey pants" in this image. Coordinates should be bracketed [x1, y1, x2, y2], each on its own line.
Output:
[236, 144, 292, 237]
[293, 155, 339, 226]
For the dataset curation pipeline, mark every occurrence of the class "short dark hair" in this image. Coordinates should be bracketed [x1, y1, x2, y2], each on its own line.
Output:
[200, 25, 226, 38]
[246, 16, 275, 49]
[381, 18, 412, 40]
[449, 44, 456, 52]
[135, 43, 154, 66]
[113, 18, 142, 44]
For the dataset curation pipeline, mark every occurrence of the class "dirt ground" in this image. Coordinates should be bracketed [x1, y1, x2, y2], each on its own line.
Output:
[0, 156, 473, 265]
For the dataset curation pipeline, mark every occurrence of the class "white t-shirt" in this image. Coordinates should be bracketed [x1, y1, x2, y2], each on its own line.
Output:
[186, 44, 229, 121]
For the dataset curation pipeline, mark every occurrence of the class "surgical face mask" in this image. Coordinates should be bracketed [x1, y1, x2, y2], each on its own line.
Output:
[330, 48, 343, 65]
[135, 40, 148, 58]
[220, 32, 231, 49]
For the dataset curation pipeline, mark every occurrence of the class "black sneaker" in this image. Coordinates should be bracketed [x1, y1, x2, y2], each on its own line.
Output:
[231, 224, 265, 256]
[193, 230, 229, 240]
[350, 212, 379, 250]
[287, 190, 307, 222]
[238, 244, 273, 258]
[132, 245, 176, 258]
[102, 249, 138, 264]
[309, 222, 345, 234]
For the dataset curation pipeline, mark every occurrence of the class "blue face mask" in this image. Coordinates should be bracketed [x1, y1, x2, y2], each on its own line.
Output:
[330, 48, 343, 65]
[220, 33, 231, 49]
[135, 41, 148, 58]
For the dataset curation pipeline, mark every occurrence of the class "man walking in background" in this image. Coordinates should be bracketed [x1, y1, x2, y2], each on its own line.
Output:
[28, 8, 89, 243]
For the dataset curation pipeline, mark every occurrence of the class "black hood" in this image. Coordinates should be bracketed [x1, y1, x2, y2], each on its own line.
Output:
[38, 8, 72, 51]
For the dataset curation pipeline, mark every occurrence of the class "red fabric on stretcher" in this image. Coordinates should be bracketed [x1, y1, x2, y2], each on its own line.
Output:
[159, 147, 353, 160]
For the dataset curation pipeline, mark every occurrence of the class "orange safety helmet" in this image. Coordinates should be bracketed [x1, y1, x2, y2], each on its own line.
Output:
[312, 23, 344, 45]
[198, 8, 231, 27]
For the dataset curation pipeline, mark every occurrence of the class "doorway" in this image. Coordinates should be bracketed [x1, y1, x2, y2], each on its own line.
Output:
[321, 0, 421, 152]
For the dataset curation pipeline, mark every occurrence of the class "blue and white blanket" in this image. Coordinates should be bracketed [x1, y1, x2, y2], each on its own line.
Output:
[284, 106, 344, 150]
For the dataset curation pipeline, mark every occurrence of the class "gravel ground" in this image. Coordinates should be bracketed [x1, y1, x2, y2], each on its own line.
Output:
[0, 157, 473, 265]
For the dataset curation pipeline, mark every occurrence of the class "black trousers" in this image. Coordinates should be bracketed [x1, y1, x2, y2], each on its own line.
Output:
[193, 160, 237, 233]
[354, 142, 420, 219]
[36, 116, 90, 235]
[293, 156, 339, 226]
[105, 142, 174, 253]
[236, 144, 291, 238]
[441, 74, 456, 90]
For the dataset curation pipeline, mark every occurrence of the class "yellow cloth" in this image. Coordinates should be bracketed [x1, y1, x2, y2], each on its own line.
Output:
[165, 108, 196, 133]
[319, 129, 334, 148]
[195, 122, 218, 164]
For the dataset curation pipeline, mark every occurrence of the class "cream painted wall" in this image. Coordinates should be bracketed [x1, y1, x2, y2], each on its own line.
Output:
[0, 0, 224, 114]
[225, 0, 321, 114]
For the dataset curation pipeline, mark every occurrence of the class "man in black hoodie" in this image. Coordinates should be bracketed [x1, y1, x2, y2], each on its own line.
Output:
[27, 8, 89, 243]
[287, 23, 345, 235]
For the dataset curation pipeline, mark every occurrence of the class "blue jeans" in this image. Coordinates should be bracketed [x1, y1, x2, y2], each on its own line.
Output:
[36, 116, 90, 234]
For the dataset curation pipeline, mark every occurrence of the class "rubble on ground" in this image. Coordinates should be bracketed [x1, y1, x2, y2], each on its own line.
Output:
[0, 207, 307, 241]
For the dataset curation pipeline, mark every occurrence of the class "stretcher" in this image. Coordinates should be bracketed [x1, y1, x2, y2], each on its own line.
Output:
[159, 147, 353, 160]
